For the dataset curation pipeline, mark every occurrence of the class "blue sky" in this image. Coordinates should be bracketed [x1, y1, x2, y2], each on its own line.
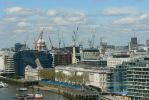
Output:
[0, 0, 149, 48]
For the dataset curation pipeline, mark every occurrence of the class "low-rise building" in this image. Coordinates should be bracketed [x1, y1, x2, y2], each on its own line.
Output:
[55, 64, 108, 92]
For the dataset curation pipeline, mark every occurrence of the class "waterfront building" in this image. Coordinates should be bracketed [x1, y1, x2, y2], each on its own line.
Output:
[127, 57, 149, 99]
[55, 64, 108, 92]
[25, 65, 43, 81]
[107, 56, 149, 99]
[14, 50, 53, 76]
[0, 50, 15, 75]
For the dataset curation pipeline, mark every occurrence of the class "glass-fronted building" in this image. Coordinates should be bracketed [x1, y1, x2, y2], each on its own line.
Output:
[14, 50, 53, 76]
[107, 62, 128, 93]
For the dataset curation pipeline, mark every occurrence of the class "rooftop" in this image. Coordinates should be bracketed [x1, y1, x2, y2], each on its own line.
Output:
[56, 64, 108, 73]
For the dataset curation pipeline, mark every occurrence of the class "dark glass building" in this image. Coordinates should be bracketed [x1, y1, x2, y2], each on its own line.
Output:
[15, 43, 26, 52]
[14, 50, 53, 76]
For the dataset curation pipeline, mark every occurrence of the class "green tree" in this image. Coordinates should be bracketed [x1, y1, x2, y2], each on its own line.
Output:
[38, 68, 55, 80]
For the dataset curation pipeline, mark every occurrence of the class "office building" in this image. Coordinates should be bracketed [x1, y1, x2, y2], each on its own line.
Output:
[14, 50, 53, 76]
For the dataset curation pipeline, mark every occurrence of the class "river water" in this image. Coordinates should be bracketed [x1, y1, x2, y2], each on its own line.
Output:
[0, 84, 64, 100]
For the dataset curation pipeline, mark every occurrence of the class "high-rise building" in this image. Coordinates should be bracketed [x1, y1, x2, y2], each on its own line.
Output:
[131, 37, 137, 45]
[0, 50, 15, 75]
[14, 50, 53, 76]
[129, 37, 138, 51]
[107, 57, 149, 99]
[15, 43, 26, 52]
[146, 39, 149, 47]
[127, 57, 149, 99]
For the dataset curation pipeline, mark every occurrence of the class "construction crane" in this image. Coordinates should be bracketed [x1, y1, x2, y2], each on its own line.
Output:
[33, 30, 43, 50]
[58, 32, 61, 49]
[88, 32, 95, 48]
[61, 33, 65, 48]
[33, 30, 46, 51]
[49, 36, 54, 50]
[72, 27, 78, 46]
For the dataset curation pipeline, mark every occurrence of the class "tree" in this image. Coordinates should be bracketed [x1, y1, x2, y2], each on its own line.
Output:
[38, 68, 55, 80]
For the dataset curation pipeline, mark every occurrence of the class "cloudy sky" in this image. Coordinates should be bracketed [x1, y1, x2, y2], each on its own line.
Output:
[0, 0, 149, 48]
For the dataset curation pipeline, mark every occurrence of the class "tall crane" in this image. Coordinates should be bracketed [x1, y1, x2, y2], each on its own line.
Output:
[58, 32, 61, 49]
[61, 33, 65, 48]
[88, 32, 95, 48]
[33, 30, 46, 51]
[72, 27, 78, 46]
[49, 36, 54, 50]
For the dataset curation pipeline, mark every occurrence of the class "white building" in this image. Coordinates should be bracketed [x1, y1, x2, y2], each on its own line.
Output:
[25, 65, 40, 81]
[25, 58, 43, 80]
[55, 64, 108, 92]
[0, 50, 15, 74]
[107, 57, 132, 68]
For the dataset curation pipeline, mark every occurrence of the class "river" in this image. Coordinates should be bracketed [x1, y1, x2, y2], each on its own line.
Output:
[0, 84, 64, 100]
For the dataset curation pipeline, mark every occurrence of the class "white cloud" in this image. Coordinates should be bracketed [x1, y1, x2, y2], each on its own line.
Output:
[3, 17, 17, 22]
[47, 12, 86, 25]
[17, 21, 29, 27]
[5, 7, 33, 16]
[13, 29, 27, 33]
[102, 7, 138, 16]
[64, 12, 86, 22]
[113, 17, 137, 25]
[2, 6, 149, 48]
[47, 9, 58, 16]
[113, 14, 149, 25]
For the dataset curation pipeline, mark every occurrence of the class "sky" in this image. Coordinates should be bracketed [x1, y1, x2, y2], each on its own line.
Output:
[0, 0, 149, 48]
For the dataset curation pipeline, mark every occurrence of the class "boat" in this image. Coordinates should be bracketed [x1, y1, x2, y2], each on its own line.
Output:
[14, 87, 43, 99]
[34, 93, 43, 99]
[0, 81, 8, 88]
[16, 87, 28, 91]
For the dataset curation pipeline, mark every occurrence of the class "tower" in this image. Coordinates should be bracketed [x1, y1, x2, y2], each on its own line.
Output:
[72, 28, 78, 64]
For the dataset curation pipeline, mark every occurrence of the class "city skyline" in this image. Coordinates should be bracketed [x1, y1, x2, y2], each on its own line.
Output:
[0, 0, 149, 48]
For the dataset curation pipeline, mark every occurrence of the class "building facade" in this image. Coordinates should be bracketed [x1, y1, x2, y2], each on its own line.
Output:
[107, 57, 131, 68]
[14, 50, 53, 76]
[52, 52, 72, 67]
[107, 63, 127, 94]
[107, 57, 149, 99]
[55, 64, 108, 92]
[127, 57, 149, 99]
[0, 50, 15, 75]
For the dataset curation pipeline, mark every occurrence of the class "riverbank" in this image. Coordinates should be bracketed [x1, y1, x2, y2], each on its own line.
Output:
[0, 84, 64, 100]
[0, 77, 100, 100]
[37, 81, 100, 100]
[0, 77, 38, 86]
[0, 76, 24, 86]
